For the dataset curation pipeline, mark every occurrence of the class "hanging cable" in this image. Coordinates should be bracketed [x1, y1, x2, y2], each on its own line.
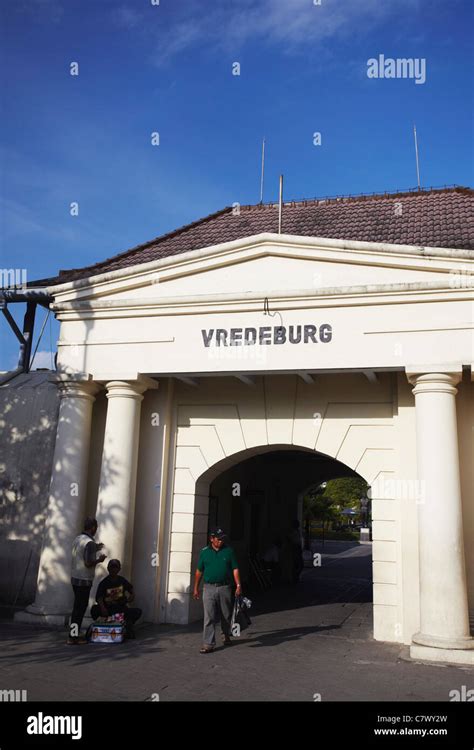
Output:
[49, 312, 53, 369]
[263, 297, 284, 328]
[29, 309, 51, 371]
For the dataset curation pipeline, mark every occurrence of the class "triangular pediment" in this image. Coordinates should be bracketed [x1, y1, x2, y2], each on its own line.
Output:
[49, 233, 473, 308]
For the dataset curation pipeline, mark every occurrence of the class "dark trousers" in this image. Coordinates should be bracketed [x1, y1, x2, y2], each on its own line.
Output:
[70, 585, 92, 638]
[266, 561, 282, 586]
[90, 604, 142, 632]
[292, 546, 304, 583]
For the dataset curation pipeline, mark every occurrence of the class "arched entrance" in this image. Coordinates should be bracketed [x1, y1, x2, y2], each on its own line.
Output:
[204, 447, 372, 629]
[164, 442, 390, 629]
[162, 372, 400, 641]
[207, 447, 361, 565]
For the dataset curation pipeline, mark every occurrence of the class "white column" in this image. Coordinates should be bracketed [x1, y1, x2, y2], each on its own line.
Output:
[94, 379, 149, 578]
[16, 379, 99, 626]
[408, 371, 474, 657]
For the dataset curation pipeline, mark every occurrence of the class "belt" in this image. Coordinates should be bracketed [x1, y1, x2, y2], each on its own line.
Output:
[205, 582, 229, 587]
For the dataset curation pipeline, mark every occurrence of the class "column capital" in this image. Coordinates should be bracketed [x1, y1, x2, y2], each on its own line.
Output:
[102, 374, 158, 399]
[94, 373, 159, 389]
[104, 380, 147, 401]
[406, 369, 462, 394]
[54, 379, 101, 402]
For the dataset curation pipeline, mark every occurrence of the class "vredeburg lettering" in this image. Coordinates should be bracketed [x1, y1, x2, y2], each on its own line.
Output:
[202, 324, 332, 347]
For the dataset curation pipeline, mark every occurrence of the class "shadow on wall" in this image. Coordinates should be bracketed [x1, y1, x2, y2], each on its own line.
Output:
[166, 585, 204, 625]
[30, 416, 122, 611]
[167, 593, 189, 625]
[0, 377, 59, 605]
[1, 271, 150, 614]
[0, 375, 123, 611]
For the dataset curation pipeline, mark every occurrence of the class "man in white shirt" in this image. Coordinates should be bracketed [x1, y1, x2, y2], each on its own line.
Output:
[67, 517, 106, 645]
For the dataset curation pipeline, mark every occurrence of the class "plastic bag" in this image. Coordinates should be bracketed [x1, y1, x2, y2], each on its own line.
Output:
[231, 594, 252, 636]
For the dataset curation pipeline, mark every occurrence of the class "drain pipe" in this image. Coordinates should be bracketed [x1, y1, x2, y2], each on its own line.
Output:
[1, 288, 52, 306]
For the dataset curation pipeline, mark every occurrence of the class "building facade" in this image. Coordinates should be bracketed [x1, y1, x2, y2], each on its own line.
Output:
[12, 188, 474, 666]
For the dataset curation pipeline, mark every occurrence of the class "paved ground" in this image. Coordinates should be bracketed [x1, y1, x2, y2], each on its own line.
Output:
[1, 542, 473, 702]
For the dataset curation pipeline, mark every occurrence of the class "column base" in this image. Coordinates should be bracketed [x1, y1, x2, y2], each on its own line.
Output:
[412, 631, 474, 650]
[410, 643, 474, 666]
[14, 603, 69, 629]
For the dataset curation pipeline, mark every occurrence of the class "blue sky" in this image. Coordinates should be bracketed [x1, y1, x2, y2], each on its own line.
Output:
[1, 0, 473, 369]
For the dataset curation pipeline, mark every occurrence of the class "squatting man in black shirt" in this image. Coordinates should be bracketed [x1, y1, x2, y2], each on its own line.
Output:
[91, 559, 142, 639]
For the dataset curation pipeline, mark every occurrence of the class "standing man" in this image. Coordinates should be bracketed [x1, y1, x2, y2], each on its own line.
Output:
[193, 528, 242, 654]
[289, 519, 304, 584]
[67, 517, 106, 645]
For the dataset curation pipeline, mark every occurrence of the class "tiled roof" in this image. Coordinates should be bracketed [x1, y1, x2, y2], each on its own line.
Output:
[36, 187, 474, 287]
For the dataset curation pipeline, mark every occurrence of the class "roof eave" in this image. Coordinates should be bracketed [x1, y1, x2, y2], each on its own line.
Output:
[45, 232, 474, 297]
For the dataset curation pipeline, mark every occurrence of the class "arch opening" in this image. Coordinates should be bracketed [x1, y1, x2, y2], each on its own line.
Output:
[187, 445, 373, 631]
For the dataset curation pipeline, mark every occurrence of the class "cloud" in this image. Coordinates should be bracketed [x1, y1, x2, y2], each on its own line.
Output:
[125, 0, 423, 66]
[13, 0, 64, 24]
[151, 18, 203, 65]
[115, 6, 143, 30]
[0, 198, 76, 242]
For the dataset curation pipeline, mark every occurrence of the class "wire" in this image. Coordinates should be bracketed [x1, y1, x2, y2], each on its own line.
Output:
[263, 297, 284, 328]
[29, 309, 51, 370]
[49, 313, 53, 369]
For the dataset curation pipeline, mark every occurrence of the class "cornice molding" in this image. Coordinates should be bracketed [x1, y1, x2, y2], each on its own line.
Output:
[47, 232, 474, 303]
[51, 281, 473, 321]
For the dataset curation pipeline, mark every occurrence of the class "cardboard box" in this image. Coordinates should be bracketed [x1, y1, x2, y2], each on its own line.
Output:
[90, 623, 124, 644]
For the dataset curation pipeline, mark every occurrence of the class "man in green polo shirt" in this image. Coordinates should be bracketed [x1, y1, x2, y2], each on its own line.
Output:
[193, 527, 242, 654]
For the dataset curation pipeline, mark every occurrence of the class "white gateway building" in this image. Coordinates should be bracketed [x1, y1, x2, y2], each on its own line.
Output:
[5, 186, 474, 666]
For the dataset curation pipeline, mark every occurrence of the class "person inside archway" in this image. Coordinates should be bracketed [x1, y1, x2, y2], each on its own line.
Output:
[193, 528, 242, 654]
[289, 520, 304, 584]
[262, 537, 283, 585]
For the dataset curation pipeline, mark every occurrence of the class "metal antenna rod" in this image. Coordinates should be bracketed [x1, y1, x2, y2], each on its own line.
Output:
[278, 174, 283, 233]
[260, 137, 266, 203]
[414, 124, 421, 190]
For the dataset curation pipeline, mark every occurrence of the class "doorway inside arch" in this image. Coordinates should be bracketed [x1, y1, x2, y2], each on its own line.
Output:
[207, 448, 373, 631]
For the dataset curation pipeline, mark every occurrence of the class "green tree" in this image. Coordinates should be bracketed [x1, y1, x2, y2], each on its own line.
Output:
[322, 477, 369, 509]
[303, 484, 337, 547]
[303, 477, 369, 545]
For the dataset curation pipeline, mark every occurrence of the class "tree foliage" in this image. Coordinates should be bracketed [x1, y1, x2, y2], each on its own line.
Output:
[303, 477, 369, 524]
[322, 477, 369, 508]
